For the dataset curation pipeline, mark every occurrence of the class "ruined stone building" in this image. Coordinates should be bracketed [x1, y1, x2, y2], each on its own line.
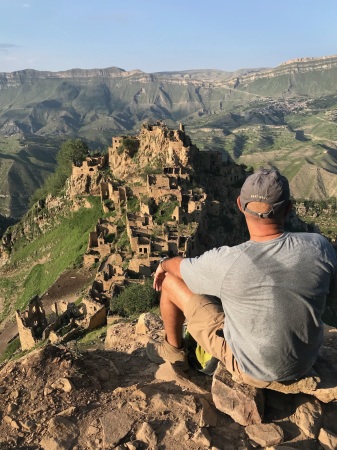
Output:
[16, 296, 48, 351]
[16, 295, 107, 351]
[67, 155, 108, 198]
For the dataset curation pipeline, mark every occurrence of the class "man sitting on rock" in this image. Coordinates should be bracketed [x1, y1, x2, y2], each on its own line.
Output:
[146, 168, 337, 387]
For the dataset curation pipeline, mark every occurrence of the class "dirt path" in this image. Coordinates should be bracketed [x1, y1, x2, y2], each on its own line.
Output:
[40, 267, 96, 313]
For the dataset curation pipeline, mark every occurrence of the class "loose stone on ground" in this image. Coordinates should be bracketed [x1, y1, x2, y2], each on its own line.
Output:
[245, 423, 284, 447]
[212, 362, 265, 426]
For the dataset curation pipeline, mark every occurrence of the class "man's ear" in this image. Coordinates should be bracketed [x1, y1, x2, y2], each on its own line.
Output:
[237, 196, 243, 212]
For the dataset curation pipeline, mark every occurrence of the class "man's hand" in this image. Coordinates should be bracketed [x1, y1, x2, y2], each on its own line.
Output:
[153, 264, 166, 291]
[153, 256, 184, 291]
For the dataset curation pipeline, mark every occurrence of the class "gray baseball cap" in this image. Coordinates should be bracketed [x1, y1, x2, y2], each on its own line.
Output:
[240, 168, 290, 218]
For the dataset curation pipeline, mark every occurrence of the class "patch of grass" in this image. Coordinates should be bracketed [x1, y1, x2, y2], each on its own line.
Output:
[0, 335, 51, 363]
[117, 138, 139, 157]
[76, 325, 107, 348]
[127, 195, 140, 212]
[0, 337, 21, 363]
[153, 199, 179, 225]
[20, 264, 45, 304]
[0, 277, 21, 321]
[281, 159, 304, 181]
[115, 230, 130, 251]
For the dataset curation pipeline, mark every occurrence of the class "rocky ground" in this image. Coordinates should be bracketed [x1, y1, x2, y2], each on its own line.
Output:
[0, 316, 337, 450]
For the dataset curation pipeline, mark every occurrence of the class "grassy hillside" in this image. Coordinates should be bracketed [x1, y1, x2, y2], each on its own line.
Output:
[0, 196, 103, 322]
[0, 135, 60, 218]
[187, 93, 337, 199]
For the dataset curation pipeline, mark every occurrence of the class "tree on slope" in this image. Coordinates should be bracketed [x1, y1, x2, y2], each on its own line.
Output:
[57, 139, 89, 173]
[32, 139, 89, 202]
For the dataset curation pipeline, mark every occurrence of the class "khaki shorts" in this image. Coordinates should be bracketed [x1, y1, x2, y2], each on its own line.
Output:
[184, 294, 270, 388]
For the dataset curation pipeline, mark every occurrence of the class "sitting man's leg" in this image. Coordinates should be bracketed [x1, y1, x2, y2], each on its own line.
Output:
[146, 273, 226, 371]
[146, 273, 192, 370]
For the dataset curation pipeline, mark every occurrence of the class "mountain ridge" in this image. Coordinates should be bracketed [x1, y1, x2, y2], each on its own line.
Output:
[233, 54, 337, 87]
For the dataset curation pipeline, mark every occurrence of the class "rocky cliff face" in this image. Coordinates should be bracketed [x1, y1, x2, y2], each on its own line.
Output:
[0, 67, 144, 88]
[231, 54, 337, 86]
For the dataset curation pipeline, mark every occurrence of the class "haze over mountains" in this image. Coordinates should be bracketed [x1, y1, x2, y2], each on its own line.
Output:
[1, 54, 337, 220]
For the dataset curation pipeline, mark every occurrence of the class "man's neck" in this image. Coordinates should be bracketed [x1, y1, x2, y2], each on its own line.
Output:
[247, 223, 285, 242]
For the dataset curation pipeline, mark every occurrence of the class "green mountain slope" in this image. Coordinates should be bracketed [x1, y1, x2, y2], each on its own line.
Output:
[0, 135, 59, 219]
[0, 196, 103, 322]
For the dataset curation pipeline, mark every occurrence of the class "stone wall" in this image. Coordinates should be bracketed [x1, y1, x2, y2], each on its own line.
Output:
[77, 299, 107, 330]
[16, 296, 48, 351]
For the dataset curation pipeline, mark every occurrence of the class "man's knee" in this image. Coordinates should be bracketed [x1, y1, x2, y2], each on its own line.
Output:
[162, 273, 188, 293]
[161, 273, 194, 311]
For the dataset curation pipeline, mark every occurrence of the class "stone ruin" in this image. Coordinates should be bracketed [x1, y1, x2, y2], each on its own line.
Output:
[15, 296, 48, 351]
[16, 296, 107, 351]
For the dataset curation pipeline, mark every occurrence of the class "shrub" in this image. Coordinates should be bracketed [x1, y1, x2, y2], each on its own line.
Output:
[153, 199, 179, 225]
[117, 138, 139, 157]
[31, 139, 89, 202]
[127, 196, 140, 212]
[104, 233, 116, 243]
[111, 279, 160, 317]
[115, 230, 130, 251]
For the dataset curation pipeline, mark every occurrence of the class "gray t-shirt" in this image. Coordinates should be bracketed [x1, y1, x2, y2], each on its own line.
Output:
[181, 232, 337, 381]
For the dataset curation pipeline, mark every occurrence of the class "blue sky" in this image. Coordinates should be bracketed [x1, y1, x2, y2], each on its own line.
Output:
[1, 0, 337, 74]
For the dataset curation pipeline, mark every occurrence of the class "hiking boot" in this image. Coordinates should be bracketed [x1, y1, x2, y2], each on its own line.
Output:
[146, 338, 189, 371]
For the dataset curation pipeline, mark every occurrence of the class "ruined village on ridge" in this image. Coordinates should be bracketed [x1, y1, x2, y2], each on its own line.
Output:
[15, 121, 247, 351]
